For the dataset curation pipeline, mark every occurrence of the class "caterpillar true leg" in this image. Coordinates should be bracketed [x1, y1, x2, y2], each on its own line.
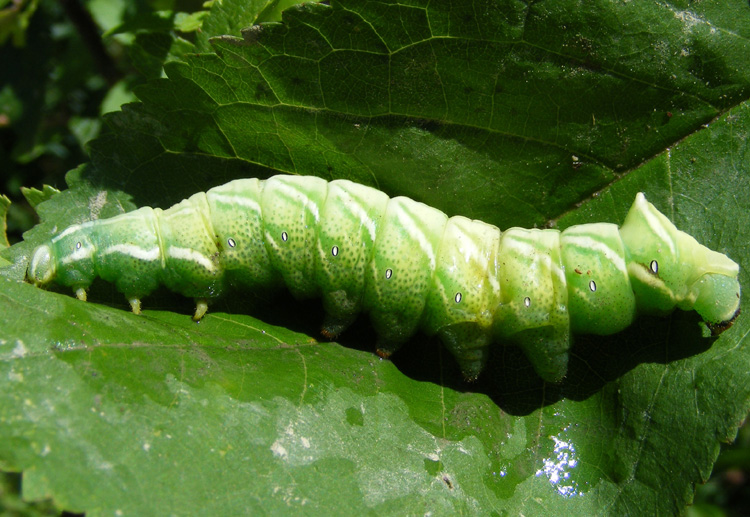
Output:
[129, 297, 141, 315]
[75, 287, 87, 302]
[193, 299, 209, 321]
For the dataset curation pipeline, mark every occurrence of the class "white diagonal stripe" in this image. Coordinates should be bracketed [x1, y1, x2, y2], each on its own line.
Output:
[208, 192, 261, 212]
[639, 200, 677, 255]
[167, 246, 216, 271]
[393, 200, 438, 267]
[273, 178, 322, 221]
[100, 244, 160, 261]
[562, 235, 628, 276]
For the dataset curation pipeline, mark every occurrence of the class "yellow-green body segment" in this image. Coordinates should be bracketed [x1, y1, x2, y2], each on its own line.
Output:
[27, 176, 741, 382]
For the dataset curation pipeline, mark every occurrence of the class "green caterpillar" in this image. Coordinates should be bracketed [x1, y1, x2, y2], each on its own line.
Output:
[26, 176, 741, 382]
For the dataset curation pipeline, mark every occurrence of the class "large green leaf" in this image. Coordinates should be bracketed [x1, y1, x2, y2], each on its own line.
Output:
[1, 0, 749, 514]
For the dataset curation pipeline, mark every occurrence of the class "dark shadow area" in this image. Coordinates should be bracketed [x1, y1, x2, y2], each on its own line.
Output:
[369, 309, 717, 416]
[244, 290, 718, 418]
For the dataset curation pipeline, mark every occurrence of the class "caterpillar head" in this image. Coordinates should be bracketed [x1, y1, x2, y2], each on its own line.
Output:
[27, 224, 97, 294]
[619, 193, 741, 333]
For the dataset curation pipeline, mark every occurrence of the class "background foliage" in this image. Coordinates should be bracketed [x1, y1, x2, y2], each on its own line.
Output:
[1, 0, 749, 515]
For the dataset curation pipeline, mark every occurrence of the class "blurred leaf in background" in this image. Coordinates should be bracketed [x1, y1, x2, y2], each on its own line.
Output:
[0, 0, 39, 47]
[0, 0, 210, 245]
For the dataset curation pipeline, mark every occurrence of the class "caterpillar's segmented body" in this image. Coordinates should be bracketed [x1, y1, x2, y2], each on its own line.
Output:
[27, 176, 741, 382]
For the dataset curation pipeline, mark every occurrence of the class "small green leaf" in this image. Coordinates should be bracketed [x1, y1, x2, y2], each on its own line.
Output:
[20, 185, 59, 210]
[173, 11, 209, 33]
